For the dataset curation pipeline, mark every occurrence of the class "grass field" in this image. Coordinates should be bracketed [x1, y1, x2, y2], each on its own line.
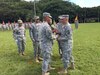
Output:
[0, 23, 100, 75]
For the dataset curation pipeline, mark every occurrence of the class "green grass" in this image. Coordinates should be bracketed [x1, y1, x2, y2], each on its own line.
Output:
[0, 23, 100, 75]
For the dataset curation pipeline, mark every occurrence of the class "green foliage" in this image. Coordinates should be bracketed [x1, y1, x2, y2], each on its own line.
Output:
[0, 0, 21, 2]
[0, 0, 100, 23]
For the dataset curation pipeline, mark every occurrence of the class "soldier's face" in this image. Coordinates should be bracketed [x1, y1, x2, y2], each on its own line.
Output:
[46, 17, 52, 24]
[35, 19, 40, 23]
[18, 23, 22, 26]
[62, 18, 68, 24]
[59, 19, 62, 23]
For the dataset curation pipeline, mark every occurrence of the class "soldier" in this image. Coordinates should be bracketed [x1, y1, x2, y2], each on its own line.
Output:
[74, 16, 79, 29]
[13, 19, 26, 56]
[0, 23, 2, 31]
[5, 23, 9, 30]
[2, 21, 6, 31]
[40, 12, 54, 75]
[56, 15, 75, 74]
[8, 21, 12, 30]
[56, 15, 63, 58]
[30, 16, 43, 63]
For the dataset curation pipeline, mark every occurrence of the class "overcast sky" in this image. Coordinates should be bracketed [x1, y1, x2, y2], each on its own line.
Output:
[24, 0, 100, 7]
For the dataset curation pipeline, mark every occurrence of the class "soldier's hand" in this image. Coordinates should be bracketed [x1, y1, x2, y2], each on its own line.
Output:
[52, 34, 56, 40]
[15, 40, 18, 42]
[32, 39, 35, 42]
[57, 37, 61, 41]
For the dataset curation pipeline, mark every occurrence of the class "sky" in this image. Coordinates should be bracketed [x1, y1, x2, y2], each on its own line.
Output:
[24, 0, 100, 8]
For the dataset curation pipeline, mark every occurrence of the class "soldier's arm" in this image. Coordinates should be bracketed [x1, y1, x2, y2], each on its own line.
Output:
[29, 27, 33, 39]
[13, 28, 17, 40]
[31, 25, 35, 41]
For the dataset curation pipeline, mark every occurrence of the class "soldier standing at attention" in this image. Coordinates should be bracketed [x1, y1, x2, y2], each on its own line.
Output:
[56, 15, 75, 74]
[56, 15, 63, 59]
[74, 16, 79, 29]
[30, 16, 43, 63]
[40, 12, 55, 75]
[13, 19, 26, 56]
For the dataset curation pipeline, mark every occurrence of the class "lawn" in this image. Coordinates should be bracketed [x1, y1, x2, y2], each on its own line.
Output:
[0, 23, 100, 75]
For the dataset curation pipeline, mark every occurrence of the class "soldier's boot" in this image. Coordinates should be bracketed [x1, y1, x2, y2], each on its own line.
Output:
[70, 62, 75, 70]
[35, 57, 40, 63]
[42, 72, 50, 75]
[19, 53, 23, 56]
[38, 57, 43, 61]
[22, 52, 25, 56]
[18, 51, 22, 56]
[48, 65, 55, 71]
[58, 69, 68, 74]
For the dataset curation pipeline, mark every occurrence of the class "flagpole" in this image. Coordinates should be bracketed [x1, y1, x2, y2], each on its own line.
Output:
[34, 0, 36, 17]
[98, 8, 99, 22]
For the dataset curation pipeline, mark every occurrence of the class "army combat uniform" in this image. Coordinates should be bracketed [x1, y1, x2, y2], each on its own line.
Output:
[30, 22, 42, 61]
[13, 22, 26, 55]
[56, 22, 74, 71]
[40, 21, 53, 73]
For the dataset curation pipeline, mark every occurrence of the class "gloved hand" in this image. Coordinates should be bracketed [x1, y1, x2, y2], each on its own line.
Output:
[15, 39, 18, 42]
[32, 39, 35, 42]
[52, 34, 56, 40]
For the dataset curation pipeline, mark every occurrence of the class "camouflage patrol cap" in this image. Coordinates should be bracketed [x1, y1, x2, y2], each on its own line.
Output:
[34, 16, 40, 20]
[18, 19, 23, 23]
[62, 15, 69, 19]
[43, 12, 52, 18]
[58, 15, 63, 19]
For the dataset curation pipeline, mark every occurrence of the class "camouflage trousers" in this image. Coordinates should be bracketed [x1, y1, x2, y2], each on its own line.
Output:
[57, 40, 62, 57]
[60, 40, 74, 69]
[40, 42, 52, 72]
[33, 41, 41, 59]
[75, 21, 78, 29]
[16, 38, 26, 53]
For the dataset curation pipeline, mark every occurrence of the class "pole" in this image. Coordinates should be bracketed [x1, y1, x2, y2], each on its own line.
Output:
[34, 0, 36, 17]
[98, 8, 99, 22]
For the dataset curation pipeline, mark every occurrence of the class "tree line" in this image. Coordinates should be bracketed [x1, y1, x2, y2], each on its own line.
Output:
[0, 0, 100, 23]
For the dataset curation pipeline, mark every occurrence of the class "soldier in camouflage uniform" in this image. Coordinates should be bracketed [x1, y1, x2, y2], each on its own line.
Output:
[75, 16, 79, 29]
[40, 12, 55, 75]
[56, 15, 63, 58]
[13, 19, 26, 56]
[0, 23, 2, 30]
[56, 15, 75, 74]
[30, 16, 43, 63]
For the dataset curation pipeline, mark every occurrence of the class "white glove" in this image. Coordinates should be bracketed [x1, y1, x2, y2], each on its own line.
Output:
[15, 40, 18, 42]
[52, 34, 56, 40]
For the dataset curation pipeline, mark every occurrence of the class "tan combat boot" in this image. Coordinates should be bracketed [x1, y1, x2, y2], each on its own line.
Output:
[70, 62, 75, 70]
[35, 57, 40, 63]
[38, 57, 43, 61]
[58, 69, 68, 74]
[22, 52, 25, 56]
[48, 65, 55, 71]
[42, 72, 50, 75]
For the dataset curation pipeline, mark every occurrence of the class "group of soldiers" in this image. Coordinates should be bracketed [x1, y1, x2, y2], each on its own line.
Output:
[0, 21, 33, 31]
[13, 12, 75, 75]
[0, 22, 16, 31]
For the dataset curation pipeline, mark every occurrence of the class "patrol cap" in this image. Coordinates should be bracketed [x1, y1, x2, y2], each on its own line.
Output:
[43, 12, 52, 18]
[58, 15, 63, 19]
[34, 16, 40, 20]
[62, 15, 69, 19]
[18, 19, 23, 23]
